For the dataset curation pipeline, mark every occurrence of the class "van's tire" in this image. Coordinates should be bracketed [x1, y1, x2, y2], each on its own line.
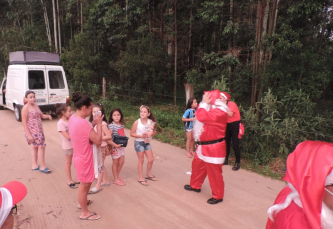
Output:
[14, 105, 22, 122]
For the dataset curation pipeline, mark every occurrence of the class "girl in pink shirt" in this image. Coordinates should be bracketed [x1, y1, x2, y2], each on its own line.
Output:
[56, 103, 79, 189]
[68, 92, 103, 221]
[88, 104, 112, 194]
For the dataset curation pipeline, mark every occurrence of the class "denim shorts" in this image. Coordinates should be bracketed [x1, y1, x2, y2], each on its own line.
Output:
[184, 125, 193, 133]
[134, 140, 152, 152]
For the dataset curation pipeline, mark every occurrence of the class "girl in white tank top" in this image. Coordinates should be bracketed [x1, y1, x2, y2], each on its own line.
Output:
[130, 105, 157, 186]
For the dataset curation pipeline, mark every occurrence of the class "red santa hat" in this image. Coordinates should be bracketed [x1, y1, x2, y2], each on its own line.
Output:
[204, 90, 221, 105]
[220, 92, 231, 101]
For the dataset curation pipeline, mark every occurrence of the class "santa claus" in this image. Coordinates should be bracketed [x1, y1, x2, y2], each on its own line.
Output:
[266, 140, 333, 229]
[184, 90, 229, 204]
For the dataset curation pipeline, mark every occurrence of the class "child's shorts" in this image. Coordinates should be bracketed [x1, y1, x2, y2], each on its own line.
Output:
[63, 148, 73, 155]
[184, 125, 193, 132]
[134, 140, 152, 153]
[101, 145, 112, 157]
[112, 147, 125, 159]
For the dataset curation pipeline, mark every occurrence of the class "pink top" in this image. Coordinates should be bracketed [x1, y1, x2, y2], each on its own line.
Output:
[57, 118, 72, 149]
[227, 101, 240, 123]
[94, 121, 108, 147]
[68, 115, 94, 183]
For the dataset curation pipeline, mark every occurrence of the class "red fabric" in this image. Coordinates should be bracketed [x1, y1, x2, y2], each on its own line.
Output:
[190, 153, 225, 199]
[118, 128, 124, 136]
[196, 104, 228, 161]
[266, 187, 311, 229]
[204, 90, 221, 105]
[266, 141, 333, 229]
[227, 101, 240, 123]
[238, 123, 244, 139]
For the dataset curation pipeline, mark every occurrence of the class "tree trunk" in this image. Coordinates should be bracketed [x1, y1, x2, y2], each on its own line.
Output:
[57, 0, 61, 53]
[174, 0, 177, 106]
[40, 0, 52, 49]
[52, 0, 58, 53]
[80, 1, 83, 33]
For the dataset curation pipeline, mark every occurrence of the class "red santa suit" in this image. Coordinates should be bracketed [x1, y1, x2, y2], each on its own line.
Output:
[189, 90, 228, 200]
[266, 140, 333, 229]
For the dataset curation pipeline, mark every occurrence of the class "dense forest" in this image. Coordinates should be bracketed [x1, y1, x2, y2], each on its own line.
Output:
[1, 0, 333, 164]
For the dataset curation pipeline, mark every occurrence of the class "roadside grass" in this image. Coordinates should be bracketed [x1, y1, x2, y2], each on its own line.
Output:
[97, 98, 285, 180]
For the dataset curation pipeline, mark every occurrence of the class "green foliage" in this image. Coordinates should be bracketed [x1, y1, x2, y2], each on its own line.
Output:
[241, 89, 333, 164]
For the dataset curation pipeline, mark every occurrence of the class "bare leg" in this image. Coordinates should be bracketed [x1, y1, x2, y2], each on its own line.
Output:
[145, 150, 154, 177]
[94, 166, 104, 190]
[117, 155, 125, 176]
[112, 158, 120, 182]
[101, 156, 109, 185]
[78, 182, 100, 219]
[185, 132, 193, 158]
[31, 145, 38, 169]
[38, 146, 48, 170]
[65, 155, 74, 184]
[137, 151, 145, 181]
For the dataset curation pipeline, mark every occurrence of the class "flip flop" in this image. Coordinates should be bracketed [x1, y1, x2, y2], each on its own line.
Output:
[113, 180, 125, 186]
[186, 152, 193, 158]
[74, 181, 80, 185]
[68, 183, 78, 189]
[88, 187, 102, 194]
[145, 175, 158, 181]
[77, 200, 93, 209]
[101, 183, 111, 187]
[31, 166, 40, 171]
[39, 167, 51, 174]
[138, 180, 148, 186]
[79, 212, 101, 220]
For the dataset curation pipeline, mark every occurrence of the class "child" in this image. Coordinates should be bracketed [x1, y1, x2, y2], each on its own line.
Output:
[182, 98, 198, 158]
[89, 104, 112, 194]
[21, 90, 52, 173]
[56, 103, 80, 189]
[130, 105, 157, 186]
[108, 108, 126, 186]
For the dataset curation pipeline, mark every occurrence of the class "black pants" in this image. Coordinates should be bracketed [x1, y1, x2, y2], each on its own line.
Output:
[225, 121, 240, 163]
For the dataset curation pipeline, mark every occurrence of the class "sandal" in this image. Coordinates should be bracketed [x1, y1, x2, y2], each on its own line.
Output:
[186, 152, 193, 158]
[113, 180, 125, 186]
[138, 180, 148, 186]
[68, 183, 78, 189]
[101, 183, 111, 187]
[39, 167, 51, 174]
[79, 212, 101, 220]
[31, 166, 40, 171]
[145, 175, 158, 181]
[74, 181, 80, 185]
[77, 200, 93, 209]
[88, 187, 102, 194]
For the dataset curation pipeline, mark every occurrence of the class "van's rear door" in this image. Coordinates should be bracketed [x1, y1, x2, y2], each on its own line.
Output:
[27, 66, 48, 106]
[45, 66, 69, 104]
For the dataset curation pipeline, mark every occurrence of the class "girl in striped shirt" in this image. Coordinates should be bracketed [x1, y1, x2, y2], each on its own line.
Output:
[108, 108, 126, 186]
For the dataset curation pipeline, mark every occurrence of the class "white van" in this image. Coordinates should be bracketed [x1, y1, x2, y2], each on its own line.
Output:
[0, 51, 69, 121]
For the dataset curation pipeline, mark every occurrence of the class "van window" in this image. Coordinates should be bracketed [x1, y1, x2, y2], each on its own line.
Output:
[48, 71, 65, 89]
[28, 71, 45, 89]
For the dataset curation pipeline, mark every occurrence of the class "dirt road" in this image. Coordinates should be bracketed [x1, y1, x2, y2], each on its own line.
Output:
[0, 109, 285, 229]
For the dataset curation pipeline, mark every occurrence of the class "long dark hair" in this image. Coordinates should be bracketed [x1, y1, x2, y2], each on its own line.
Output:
[185, 98, 196, 111]
[89, 103, 107, 123]
[71, 92, 92, 110]
[140, 105, 156, 123]
[55, 103, 70, 118]
[108, 108, 125, 125]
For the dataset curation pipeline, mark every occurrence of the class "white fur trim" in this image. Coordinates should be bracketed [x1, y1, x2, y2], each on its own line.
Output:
[193, 120, 204, 142]
[199, 102, 210, 111]
[220, 93, 227, 100]
[196, 145, 225, 164]
[0, 188, 13, 228]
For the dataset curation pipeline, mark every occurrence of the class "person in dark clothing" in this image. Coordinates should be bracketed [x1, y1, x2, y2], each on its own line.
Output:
[221, 92, 241, 171]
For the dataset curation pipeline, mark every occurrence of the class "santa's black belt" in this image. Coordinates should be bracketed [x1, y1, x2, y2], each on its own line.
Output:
[195, 138, 225, 145]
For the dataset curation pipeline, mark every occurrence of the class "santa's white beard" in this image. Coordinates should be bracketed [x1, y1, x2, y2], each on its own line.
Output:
[321, 203, 333, 229]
